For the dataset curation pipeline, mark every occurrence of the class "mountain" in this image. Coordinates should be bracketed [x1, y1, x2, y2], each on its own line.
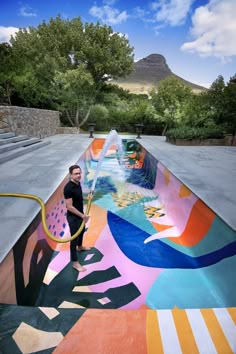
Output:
[114, 54, 206, 94]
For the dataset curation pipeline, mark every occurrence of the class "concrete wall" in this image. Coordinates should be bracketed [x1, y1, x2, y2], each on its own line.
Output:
[0, 106, 60, 138]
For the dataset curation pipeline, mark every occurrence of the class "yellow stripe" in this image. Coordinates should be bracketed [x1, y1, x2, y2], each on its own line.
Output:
[227, 308, 236, 325]
[172, 308, 199, 354]
[201, 309, 233, 354]
[146, 310, 164, 354]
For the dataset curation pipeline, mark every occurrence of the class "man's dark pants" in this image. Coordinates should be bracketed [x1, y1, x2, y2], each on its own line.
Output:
[67, 215, 85, 262]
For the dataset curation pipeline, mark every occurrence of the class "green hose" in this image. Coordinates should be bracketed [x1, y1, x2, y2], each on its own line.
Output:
[0, 192, 92, 243]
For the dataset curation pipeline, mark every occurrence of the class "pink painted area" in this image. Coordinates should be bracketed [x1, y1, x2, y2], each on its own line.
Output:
[79, 224, 163, 309]
[146, 161, 198, 243]
[48, 249, 70, 273]
[37, 223, 46, 241]
[89, 275, 132, 292]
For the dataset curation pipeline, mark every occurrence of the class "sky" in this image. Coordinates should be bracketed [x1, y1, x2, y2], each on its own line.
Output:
[0, 0, 236, 88]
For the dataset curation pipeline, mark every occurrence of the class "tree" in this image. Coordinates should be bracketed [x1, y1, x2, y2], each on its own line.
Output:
[87, 104, 109, 131]
[52, 66, 95, 127]
[79, 22, 134, 84]
[8, 16, 134, 117]
[179, 92, 217, 128]
[0, 42, 16, 105]
[206, 75, 225, 124]
[222, 80, 236, 135]
[196, 75, 236, 135]
[150, 76, 192, 134]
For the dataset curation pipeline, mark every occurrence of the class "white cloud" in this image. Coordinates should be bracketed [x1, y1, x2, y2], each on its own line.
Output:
[19, 5, 37, 17]
[181, 0, 236, 60]
[89, 5, 128, 25]
[133, 6, 150, 20]
[151, 0, 194, 26]
[0, 26, 19, 42]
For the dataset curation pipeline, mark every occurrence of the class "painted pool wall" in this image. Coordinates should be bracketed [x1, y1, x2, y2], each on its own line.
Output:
[144, 159, 236, 308]
[0, 145, 91, 306]
[0, 171, 71, 305]
[0, 147, 91, 306]
[153, 160, 236, 256]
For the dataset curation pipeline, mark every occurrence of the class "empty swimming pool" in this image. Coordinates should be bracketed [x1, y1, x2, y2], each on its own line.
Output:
[0, 136, 236, 353]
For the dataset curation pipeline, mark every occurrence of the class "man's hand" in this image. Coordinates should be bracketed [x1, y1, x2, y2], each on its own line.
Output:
[88, 191, 94, 200]
[83, 215, 90, 223]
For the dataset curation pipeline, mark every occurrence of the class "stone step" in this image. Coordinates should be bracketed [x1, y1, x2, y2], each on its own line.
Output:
[0, 135, 29, 146]
[0, 140, 51, 164]
[0, 137, 42, 154]
[0, 132, 15, 139]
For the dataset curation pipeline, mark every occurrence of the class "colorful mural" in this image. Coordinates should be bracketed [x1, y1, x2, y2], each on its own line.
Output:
[0, 138, 236, 353]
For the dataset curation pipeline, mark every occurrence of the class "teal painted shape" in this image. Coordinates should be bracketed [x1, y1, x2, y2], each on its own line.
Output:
[161, 216, 236, 257]
[146, 255, 236, 309]
[117, 202, 157, 235]
[93, 194, 118, 212]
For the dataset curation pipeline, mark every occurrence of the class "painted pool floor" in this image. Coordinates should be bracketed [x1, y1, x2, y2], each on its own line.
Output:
[1, 303, 235, 353]
[35, 247, 141, 310]
[1, 222, 235, 353]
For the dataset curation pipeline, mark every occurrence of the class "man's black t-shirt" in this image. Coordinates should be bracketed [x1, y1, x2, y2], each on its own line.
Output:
[63, 180, 84, 218]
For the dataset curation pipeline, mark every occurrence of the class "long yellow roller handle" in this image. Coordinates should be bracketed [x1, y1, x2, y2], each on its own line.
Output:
[0, 192, 93, 243]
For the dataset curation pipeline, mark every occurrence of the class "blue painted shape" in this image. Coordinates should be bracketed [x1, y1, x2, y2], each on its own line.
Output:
[107, 211, 236, 269]
[127, 152, 157, 189]
[88, 176, 117, 194]
[146, 255, 236, 308]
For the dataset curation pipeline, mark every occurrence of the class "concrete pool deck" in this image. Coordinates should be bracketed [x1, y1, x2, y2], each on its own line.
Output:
[0, 133, 235, 263]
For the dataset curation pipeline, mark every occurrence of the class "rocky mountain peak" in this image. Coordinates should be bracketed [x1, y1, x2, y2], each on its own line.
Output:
[136, 54, 171, 72]
[115, 53, 205, 94]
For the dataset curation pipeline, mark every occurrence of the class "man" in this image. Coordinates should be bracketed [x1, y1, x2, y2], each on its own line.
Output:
[64, 165, 92, 272]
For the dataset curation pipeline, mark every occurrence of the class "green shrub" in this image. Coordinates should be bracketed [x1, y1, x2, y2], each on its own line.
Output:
[166, 126, 224, 140]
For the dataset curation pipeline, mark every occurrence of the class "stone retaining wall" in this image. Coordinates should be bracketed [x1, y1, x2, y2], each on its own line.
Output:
[0, 106, 60, 138]
[56, 127, 80, 134]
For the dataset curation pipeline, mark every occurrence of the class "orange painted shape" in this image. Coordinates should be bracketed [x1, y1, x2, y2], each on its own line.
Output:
[227, 308, 236, 325]
[91, 138, 105, 151]
[146, 310, 164, 354]
[139, 304, 151, 310]
[90, 139, 105, 159]
[128, 152, 137, 158]
[54, 309, 148, 354]
[47, 236, 70, 252]
[83, 204, 107, 248]
[163, 168, 170, 186]
[201, 309, 234, 354]
[151, 222, 173, 232]
[168, 199, 215, 246]
[0, 250, 17, 304]
[172, 308, 199, 354]
[179, 185, 192, 198]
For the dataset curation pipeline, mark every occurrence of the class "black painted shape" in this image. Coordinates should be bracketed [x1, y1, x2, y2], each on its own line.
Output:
[14, 238, 55, 306]
[35, 247, 104, 307]
[35, 261, 140, 309]
[77, 247, 104, 265]
[78, 282, 141, 309]
[0, 304, 86, 354]
[78, 266, 121, 286]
